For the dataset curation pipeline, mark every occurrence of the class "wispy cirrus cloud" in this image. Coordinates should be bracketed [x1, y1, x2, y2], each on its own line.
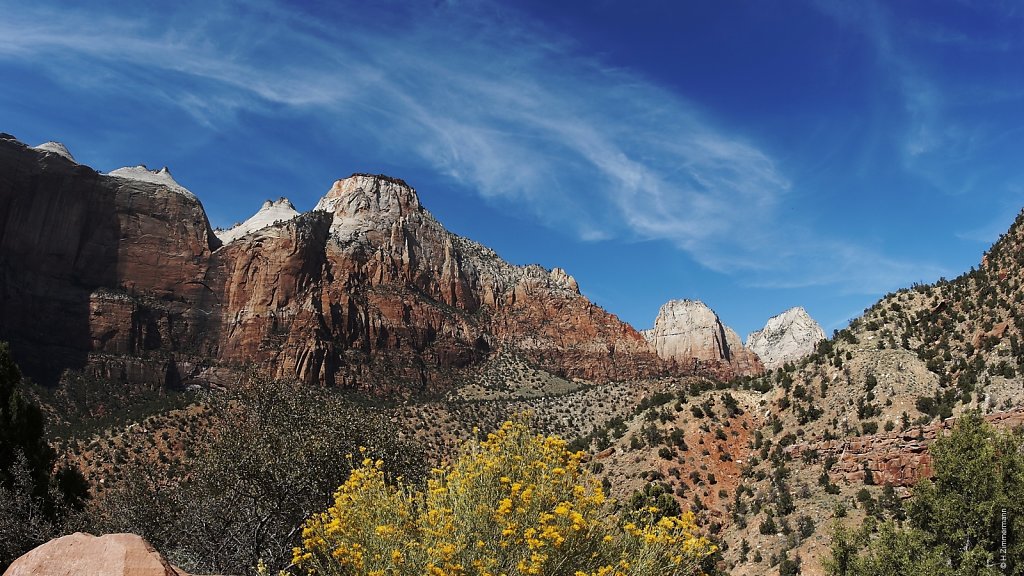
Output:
[809, 0, 1024, 197]
[0, 0, 943, 293]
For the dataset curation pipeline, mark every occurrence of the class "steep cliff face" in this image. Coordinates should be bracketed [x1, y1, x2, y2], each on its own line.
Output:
[0, 136, 670, 390]
[746, 306, 825, 370]
[0, 134, 221, 386]
[212, 174, 668, 388]
[643, 299, 764, 379]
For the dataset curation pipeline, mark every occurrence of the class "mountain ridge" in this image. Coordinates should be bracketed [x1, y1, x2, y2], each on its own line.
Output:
[0, 134, 673, 391]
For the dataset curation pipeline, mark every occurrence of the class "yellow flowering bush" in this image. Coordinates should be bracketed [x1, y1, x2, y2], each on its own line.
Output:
[292, 420, 715, 575]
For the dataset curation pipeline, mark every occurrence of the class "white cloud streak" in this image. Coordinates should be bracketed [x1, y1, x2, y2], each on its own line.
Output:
[0, 0, 943, 293]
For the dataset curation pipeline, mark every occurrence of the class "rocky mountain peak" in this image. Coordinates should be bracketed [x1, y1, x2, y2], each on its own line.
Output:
[746, 306, 825, 370]
[311, 173, 429, 243]
[32, 141, 76, 163]
[215, 197, 301, 244]
[261, 197, 295, 211]
[107, 165, 198, 202]
[645, 299, 726, 359]
[549, 267, 580, 294]
[643, 299, 764, 377]
[314, 174, 420, 218]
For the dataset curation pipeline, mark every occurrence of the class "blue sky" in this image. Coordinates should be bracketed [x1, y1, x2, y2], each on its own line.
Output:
[2, 0, 1023, 338]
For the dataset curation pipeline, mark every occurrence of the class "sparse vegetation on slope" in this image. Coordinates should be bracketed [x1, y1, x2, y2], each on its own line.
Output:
[86, 378, 426, 576]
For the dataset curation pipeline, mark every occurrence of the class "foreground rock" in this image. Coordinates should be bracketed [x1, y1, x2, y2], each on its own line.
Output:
[642, 299, 764, 379]
[746, 306, 825, 370]
[0, 134, 672, 391]
[3, 533, 189, 576]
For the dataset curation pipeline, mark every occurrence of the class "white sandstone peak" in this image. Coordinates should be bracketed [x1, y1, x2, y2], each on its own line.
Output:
[32, 141, 76, 163]
[746, 306, 825, 370]
[643, 299, 764, 376]
[644, 299, 728, 362]
[314, 174, 424, 241]
[215, 197, 300, 244]
[314, 174, 420, 215]
[107, 165, 198, 202]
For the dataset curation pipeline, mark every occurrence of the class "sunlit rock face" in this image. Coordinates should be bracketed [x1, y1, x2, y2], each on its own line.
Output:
[746, 306, 825, 370]
[0, 136, 672, 391]
[643, 299, 764, 378]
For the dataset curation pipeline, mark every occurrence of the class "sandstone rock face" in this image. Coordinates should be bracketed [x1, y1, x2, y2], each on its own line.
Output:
[643, 300, 764, 378]
[212, 173, 667, 388]
[723, 326, 764, 378]
[0, 136, 671, 391]
[215, 198, 299, 244]
[0, 134, 221, 385]
[784, 407, 1024, 487]
[3, 533, 188, 576]
[746, 306, 825, 370]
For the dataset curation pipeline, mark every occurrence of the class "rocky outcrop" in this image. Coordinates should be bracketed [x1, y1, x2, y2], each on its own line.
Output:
[746, 306, 825, 370]
[215, 198, 299, 244]
[643, 300, 764, 379]
[971, 319, 1009, 350]
[783, 407, 1024, 487]
[0, 135, 672, 391]
[3, 533, 190, 576]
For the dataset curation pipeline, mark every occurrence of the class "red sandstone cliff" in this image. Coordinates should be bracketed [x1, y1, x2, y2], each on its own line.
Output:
[0, 135, 671, 391]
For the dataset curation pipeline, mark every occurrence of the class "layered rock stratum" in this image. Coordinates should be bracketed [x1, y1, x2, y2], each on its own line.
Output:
[746, 306, 825, 370]
[0, 134, 671, 391]
[642, 299, 764, 379]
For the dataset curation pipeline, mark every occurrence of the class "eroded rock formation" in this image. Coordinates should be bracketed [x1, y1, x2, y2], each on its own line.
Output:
[642, 299, 764, 379]
[784, 407, 1024, 487]
[746, 306, 825, 370]
[0, 135, 671, 391]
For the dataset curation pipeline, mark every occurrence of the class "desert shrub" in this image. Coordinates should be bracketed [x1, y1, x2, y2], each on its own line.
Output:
[292, 420, 715, 575]
[778, 551, 801, 576]
[626, 481, 681, 522]
[91, 378, 424, 575]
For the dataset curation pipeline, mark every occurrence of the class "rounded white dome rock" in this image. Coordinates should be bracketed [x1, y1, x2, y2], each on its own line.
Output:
[107, 165, 198, 202]
[32, 141, 76, 163]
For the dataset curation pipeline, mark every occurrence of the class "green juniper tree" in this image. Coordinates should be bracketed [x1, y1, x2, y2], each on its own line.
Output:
[826, 411, 1024, 575]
